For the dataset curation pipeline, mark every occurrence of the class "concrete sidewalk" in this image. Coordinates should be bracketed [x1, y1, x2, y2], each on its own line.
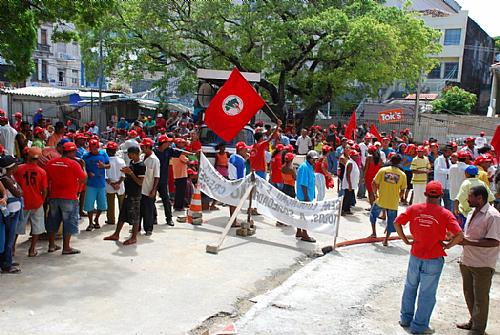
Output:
[235, 242, 500, 335]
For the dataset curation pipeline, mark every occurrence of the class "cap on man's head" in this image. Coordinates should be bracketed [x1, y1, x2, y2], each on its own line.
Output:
[235, 141, 249, 151]
[285, 152, 295, 161]
[128, 130, 138, 138]
[63, 142, 77, 152]
[140, 138, 154, 147]
[158, 135, 173, 144]
[103, 141, 118, 150]
[89, 139, 100, 148]
[480, 131, 485, 136]
[28, 147, 42, 159]
[0, 155, 17, 169]
[276, 144, 285, 151]
[349, 149, 359, 156]
[58, 138, 71, 147]
[306, 150, 320, 160]
[416, 146, 426, 152]
[465, 137, 475, 142]
[425, 180, 444, 197]
[465, 165, 479, 176]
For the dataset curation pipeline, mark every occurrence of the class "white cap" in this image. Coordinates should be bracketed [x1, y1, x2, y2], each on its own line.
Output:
[157, 113, 163, 118]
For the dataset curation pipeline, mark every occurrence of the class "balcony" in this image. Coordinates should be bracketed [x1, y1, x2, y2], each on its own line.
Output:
[37, 43, 51, 53]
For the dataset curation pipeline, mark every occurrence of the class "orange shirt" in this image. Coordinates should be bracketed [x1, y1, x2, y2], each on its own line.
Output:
[215, 152, 229, 167]
[46, 133, 64, 147]
[171, 154, 189, 179]
[282, 170, 295, 186]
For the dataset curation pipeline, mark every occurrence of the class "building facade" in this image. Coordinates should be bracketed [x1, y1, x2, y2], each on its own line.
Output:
[28, 22, 82, 88]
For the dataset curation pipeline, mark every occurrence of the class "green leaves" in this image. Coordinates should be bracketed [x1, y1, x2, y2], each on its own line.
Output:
[431, 86, 477, 115]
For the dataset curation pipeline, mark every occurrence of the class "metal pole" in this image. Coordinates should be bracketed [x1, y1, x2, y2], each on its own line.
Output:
[414, 69, 422, 125]
[98, 31, 104, 123]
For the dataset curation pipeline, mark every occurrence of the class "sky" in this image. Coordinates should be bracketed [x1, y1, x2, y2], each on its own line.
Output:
[456, 0, 500, 37]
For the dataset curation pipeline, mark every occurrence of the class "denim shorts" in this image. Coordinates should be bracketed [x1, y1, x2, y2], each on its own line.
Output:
[84, 186, 108, 212]
[46, 199, 79, 235]
[370, 203, 398, 233]
[16, 206, 45, 235]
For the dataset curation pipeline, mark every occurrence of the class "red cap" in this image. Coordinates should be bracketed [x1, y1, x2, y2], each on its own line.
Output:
[451, 152, 458, 158]
[34, 127, 44, 136]
[37, 108, 43, 112]
[104, 141, 118, 150]
[180, 122, 187, 127]
[347, 140, 355, 146]
[322, 145, 331, 152]
[276, 144, 285, 151]
[187, 168, 197, 175]
[140, 138, 154, 147]
[465, 137, 475, 142]
[89, 121, 96, 126]
[0, 109, 5, 115]
[255, 121, 264, 127]
[387, 152, 396, 159]
[14, 112, 22, 118]
[286, 144, 294, 152]
[75, 133, 86, 140]
[430, 143, 438, 147]
[63, 142, 77, 152]
[416, 146, 426, 152]
[329, 124, 337, 129]
[349, 149, 359, 156]
[457, 151, 469, 159]
[368, 145, 377, 153]
[89, 139, 100, 148]
[174, 138, 186, 144]
[450, 141, 458, 148]
[148, 115, 152, 119]
[128, 130, 138, 138]
[382, 137, 390, 141]
[235, 141, 249, 151]
[480, 131, 485, 136]
[425, 180, 444, 197]
[284, 153, 295, 161]
[158, 135, 173, 144]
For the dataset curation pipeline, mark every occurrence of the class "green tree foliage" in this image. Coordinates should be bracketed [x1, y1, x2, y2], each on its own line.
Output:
[0, 0, 116, 82]
[431, 86, 477, 115]
[77, 0, 440, 124]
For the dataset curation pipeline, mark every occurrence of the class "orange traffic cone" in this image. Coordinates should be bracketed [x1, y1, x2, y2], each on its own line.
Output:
[187, 184, 203, 225]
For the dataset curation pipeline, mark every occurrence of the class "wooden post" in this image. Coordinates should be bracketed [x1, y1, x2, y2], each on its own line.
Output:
[237, 172, 256, 236]
[332, 196, 343, 251]
[206, 184, 254, 254]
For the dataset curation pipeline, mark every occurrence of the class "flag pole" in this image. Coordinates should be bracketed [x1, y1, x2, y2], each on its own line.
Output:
[263, 102, 281, 123]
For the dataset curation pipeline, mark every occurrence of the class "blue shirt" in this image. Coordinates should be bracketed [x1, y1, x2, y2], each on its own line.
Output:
[229, 154, 246, 180]
[382, 147, 394, 157]
[83, 150, 110, 188]
[117, 120, 129, 129]
[296, 160, 315, 201]
[33, 112, 43, 125]
[76, 147, 87, 159]
[154, 147, 180, 184]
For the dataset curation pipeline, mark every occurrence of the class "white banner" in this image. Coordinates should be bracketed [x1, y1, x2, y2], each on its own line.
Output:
[198, 153, 342, 235]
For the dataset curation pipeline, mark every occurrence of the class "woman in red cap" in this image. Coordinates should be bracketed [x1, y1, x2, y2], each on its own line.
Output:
[315, 146, 334, 189]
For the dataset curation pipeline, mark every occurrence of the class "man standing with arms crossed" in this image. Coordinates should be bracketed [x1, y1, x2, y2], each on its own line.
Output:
[295, 150, 318, 243]
[394, 181, 463, 334]
[457, 185, 500, 335]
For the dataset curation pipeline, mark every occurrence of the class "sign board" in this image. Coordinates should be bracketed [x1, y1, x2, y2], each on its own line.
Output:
[378, 108, 404, 124]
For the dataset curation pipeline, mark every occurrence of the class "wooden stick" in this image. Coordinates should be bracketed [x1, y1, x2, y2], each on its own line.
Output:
[206, 184, 255, 254]
[332, 196, 344, 251]
[263, 102, 281, 122]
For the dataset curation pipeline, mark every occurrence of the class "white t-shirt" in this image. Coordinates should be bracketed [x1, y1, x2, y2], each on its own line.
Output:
[105, 156, 126, 195]
[0, 124, 18, 156]
[359, 142, 369, 166]
[120, 138, 140, 166]
[141, 152, 160, 196]
[475, 136, 487, 148]
[342, 158, 360, 190]
[296, 136, 312, 155]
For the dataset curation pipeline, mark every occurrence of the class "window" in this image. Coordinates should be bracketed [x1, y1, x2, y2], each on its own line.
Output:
[444, 29, 461, 45]
[427, 64, 441, 79]
[41, 29, 47, 45]
[444, 62, 459, 79]
[31, 59, 39, 81]
[41, 60, 47, 82]
[58, 70, 65, 83]
[72, 70, 79, 85]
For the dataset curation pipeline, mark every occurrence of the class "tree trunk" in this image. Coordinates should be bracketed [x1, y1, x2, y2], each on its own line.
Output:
[301, 106, 319, 129]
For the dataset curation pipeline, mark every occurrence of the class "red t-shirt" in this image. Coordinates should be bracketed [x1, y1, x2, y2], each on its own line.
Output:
[14, 163, 48, 210]
[394, 203, 462, 259]
[191, 140, 202, 152]
[249, 141, 268, 172]
[156, 118, 166, 129]
[270, 154, 284, 183]
[46, 157, 87, 200]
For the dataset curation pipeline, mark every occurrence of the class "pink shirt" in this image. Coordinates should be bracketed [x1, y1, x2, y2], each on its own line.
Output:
[461, 203, 500, 269]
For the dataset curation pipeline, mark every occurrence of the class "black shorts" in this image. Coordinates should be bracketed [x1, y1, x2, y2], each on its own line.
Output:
[282, 184, 296, 199]
[118, 195, 141, 225]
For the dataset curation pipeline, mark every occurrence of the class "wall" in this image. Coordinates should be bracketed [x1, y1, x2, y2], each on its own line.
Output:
[460, 18, 495, 114]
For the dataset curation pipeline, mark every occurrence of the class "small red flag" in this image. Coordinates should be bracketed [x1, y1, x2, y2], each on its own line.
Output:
[491, 124, 500, 154]
[204, 68, 265, 142]
[369, 124, 383, 142]
[344, 110, 357, 140]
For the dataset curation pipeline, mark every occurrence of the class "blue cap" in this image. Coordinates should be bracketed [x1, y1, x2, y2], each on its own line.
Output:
[465, 165, 479, 176]
[58, 138, 72, 147]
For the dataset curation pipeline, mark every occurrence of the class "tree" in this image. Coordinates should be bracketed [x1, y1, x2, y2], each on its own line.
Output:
[431, 86, 477, 115]
[0, 0, 116, 82]
[77, 0, 440, 125]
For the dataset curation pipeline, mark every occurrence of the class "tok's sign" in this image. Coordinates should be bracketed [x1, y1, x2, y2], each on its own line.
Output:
[378, 109, 404, 124]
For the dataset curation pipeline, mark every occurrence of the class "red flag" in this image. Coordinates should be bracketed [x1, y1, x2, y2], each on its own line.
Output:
[369, 124, 383, 142]
[344, 110, 357, 140]
[491, 124, 500, 154]
[204, 68, 265, 142]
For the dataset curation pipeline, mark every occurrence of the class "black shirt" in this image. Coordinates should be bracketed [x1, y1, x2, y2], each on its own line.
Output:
[154, 147, 181, 184]
[125, 161, 146, 197]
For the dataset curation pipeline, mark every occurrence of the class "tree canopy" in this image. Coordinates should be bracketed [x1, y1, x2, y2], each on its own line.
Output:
[77, 0, 440, 124]
[431, 86, 477, 115]
[0, 0, 115, 81]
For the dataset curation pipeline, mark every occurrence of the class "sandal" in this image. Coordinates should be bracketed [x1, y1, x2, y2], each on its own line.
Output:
[85, 225, 94, 232]
[301, 236, 316, 243]
[62, 248, 81, 255]
[48, 245, 61, 253]
[28, 250, 39, 257]
[93, 223, 101, 229]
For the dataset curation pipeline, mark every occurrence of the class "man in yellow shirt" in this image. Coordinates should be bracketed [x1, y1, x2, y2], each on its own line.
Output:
[410, 146, 431, 204]
[474, 155, 491, 187]
[370, 154, 407, 246]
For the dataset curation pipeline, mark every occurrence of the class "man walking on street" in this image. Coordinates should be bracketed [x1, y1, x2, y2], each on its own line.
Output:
[140, 138, 160, 236]
[296, 128, 312, 155]
[369, 154, 407, 246]
[295, 150, 317, 242]
[394, 181, 464, 334]
[341, 150, 360, 216]
[457, 185, 500, 335]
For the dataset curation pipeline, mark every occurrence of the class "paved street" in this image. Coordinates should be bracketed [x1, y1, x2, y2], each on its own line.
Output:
[0, 188, 498, 335]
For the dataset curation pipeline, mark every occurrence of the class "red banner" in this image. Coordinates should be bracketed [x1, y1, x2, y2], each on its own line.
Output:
[378, 109, 404, 124]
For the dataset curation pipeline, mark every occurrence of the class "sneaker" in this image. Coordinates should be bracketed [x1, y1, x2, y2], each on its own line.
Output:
[399, 321, 410, 328]
[145, 231, 152, 236]
[166, 221, 174, 226]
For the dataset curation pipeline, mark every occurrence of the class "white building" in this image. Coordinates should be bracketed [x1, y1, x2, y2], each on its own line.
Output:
[28, 22, 82, 88]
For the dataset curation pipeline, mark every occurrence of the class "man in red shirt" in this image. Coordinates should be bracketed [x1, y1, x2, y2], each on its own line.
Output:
[249, 120, 282, 179]
[14, 147, 48, 257]
[45, 142, 87, 255]
[394, 181, 464, 334]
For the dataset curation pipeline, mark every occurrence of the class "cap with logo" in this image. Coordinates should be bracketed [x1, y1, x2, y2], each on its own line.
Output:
[103, 141, 118, 150]
[140, 138, 154, 147]
[63, 142, 77, 152]
[425, 180, 444, 197]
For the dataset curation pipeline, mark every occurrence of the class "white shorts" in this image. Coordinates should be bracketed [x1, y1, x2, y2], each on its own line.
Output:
[16, 206, 45, 235]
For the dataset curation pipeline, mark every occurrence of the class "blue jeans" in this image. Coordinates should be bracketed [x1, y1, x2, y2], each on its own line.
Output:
[0, 210, 21, 269]
[442, 189, 452, 212]
[46, 199, 79, 236]
[401, 255, 444, 333]
[369, 203, 398, 233]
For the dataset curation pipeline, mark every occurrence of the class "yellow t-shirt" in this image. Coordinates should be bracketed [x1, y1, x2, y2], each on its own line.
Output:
[410, 156, 430, 184]
[374, 166, 407, 210]
[477, 167, 490, 187]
